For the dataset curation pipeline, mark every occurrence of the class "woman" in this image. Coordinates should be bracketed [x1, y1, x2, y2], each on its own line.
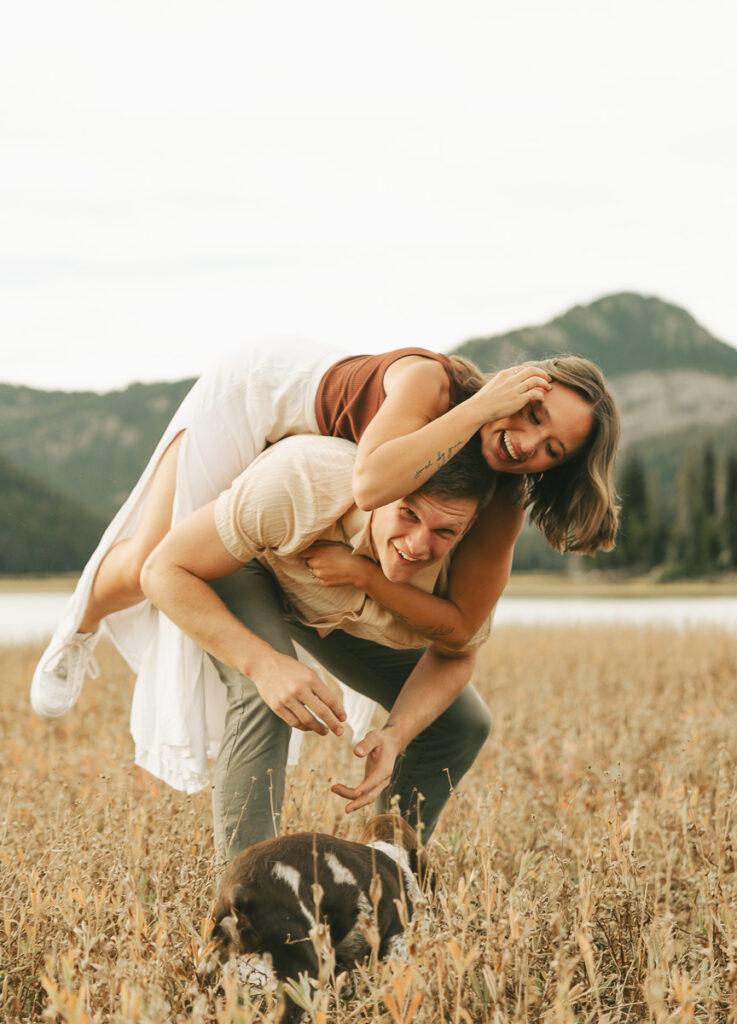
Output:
[31, 339, 619, 791]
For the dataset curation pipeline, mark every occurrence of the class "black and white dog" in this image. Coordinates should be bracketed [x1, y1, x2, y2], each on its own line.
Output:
[208, 814, 432, 1022]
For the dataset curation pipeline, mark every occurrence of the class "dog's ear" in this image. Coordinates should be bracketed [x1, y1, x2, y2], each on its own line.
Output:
[214, 913, 240, 947]
[197, 901, 234, 976]
[408, 848, 435, 894]
[210, 905, 263, 955]
[208, 897, 234, 948]
[211, 885, 261, 949]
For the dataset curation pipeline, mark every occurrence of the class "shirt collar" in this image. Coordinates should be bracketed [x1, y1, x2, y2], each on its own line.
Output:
[340, 504, 374, 558]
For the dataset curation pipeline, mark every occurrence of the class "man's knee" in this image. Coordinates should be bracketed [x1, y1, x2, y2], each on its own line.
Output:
[466, 700, 492, 754]
[445, 687, 492, 748]
[435, 691, 491, 774]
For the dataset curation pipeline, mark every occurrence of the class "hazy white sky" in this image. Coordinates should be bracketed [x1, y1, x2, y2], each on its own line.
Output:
[2, 0, 735, 391]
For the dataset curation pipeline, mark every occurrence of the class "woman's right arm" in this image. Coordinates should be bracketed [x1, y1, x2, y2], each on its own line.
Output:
[351, 360, 551, 509]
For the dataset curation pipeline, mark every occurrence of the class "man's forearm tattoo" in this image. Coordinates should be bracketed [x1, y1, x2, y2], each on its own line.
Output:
[390, 608, 455, 639]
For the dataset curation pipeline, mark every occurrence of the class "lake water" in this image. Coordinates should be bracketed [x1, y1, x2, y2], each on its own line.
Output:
[1, 590, 735, 645]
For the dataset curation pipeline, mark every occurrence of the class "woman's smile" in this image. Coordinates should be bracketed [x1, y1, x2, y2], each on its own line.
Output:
[498, 430, 522, 462]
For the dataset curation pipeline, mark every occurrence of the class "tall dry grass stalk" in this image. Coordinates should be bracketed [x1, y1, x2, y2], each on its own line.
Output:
[3, 626, 737, 1022]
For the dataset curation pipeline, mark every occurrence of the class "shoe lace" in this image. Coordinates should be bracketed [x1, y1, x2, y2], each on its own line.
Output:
[55, 634, 101, 688]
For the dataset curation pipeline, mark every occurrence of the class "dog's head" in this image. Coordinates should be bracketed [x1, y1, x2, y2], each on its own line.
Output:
[358, 814, 435, 893]
[197, 872, 267, 978]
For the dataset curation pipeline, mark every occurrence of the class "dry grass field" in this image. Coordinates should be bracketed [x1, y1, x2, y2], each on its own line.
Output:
[3, 626, 737, 1023]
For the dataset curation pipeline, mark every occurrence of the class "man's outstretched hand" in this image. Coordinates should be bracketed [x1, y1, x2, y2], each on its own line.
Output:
[331, 725, 403, 813]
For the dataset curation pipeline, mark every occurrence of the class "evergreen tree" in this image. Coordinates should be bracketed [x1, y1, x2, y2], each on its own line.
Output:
[703, 443, 717, 517]
[644, 472, 669, 567]
[669, 449, 699, 573]
[614, 450, 649, 568]
[668, 442, 720, 574]
[722, 451, 737, 568]
[700, 441, 721, 567]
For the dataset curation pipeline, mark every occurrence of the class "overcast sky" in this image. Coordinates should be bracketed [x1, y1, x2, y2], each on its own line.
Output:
[2, 0, 735, 391]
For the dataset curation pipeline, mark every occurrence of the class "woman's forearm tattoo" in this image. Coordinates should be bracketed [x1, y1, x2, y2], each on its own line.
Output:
[413, 440, 465, 480]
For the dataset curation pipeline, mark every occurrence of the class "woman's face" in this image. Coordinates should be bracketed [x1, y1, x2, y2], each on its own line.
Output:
[480, 381, 594, 475]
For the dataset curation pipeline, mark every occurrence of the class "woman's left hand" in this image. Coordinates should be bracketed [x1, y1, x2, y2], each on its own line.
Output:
[300, 542, 367, 588]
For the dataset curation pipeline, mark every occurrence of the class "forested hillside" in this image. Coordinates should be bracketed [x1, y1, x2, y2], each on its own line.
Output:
[604, 442, 737, 576]
[0, 378, 195, 518]
[0, 454, 106, 573]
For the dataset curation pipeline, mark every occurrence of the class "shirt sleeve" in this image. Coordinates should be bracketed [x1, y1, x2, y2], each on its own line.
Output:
[465, 616, 491, 649]
[214, 435, 358, 563]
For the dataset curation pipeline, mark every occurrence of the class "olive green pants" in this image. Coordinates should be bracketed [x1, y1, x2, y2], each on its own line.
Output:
[210, 563, 491, 864]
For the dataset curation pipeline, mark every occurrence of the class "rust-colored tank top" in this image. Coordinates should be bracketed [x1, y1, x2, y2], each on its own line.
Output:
[315, 347, 461, 441]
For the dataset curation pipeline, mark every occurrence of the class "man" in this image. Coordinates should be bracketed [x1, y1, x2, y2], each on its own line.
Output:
[141, 433, 495, 863]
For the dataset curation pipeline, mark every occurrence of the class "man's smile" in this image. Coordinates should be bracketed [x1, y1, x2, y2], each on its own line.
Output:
[393, 543, 421, 563]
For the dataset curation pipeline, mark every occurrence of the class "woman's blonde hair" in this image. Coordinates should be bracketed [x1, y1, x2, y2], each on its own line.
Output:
[448, 352, 621, 554]
[447, 354, 488, 398]
[523, 355, 620, 554]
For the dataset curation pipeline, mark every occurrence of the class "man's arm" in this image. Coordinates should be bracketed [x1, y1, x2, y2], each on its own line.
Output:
[331, 643, 478, 812]
[140, 501, 346, 736]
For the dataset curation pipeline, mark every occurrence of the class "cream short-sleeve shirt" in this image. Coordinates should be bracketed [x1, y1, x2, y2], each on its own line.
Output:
[215, 435, 489, 651]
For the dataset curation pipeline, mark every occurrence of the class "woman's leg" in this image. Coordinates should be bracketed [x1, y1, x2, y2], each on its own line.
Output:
[31, 432, 185, 719]
[32, 340, 340, 722]
[78, 432, 184, 633]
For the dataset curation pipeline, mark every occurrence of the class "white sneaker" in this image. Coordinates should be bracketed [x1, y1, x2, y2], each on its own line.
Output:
[30, 629, 101, 719]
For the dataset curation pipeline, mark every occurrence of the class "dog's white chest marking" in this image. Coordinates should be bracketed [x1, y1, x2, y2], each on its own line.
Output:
[367, 841, 420, 902]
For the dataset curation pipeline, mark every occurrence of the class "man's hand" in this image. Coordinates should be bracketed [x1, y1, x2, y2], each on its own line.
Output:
[331, 725, 403, 812]
[250, 647, 346, 736]
[331, 645, 478, 812]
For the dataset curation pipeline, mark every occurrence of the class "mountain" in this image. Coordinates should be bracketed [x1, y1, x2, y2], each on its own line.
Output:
[453, 292, 737, 378]
[0, 452, 106, 573]
[452, 293, 737, 448]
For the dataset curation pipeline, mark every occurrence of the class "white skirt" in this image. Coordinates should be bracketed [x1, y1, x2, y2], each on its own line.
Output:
[58, 338, 377, 793]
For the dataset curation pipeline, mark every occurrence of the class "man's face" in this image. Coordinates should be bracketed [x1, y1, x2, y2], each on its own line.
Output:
[369, 491, 479, 584]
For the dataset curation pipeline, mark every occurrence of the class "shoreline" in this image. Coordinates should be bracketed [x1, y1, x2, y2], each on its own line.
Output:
[0, 574, 80, 592]
[504, 571, 737, 598]
[2, 571, 737, 598]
